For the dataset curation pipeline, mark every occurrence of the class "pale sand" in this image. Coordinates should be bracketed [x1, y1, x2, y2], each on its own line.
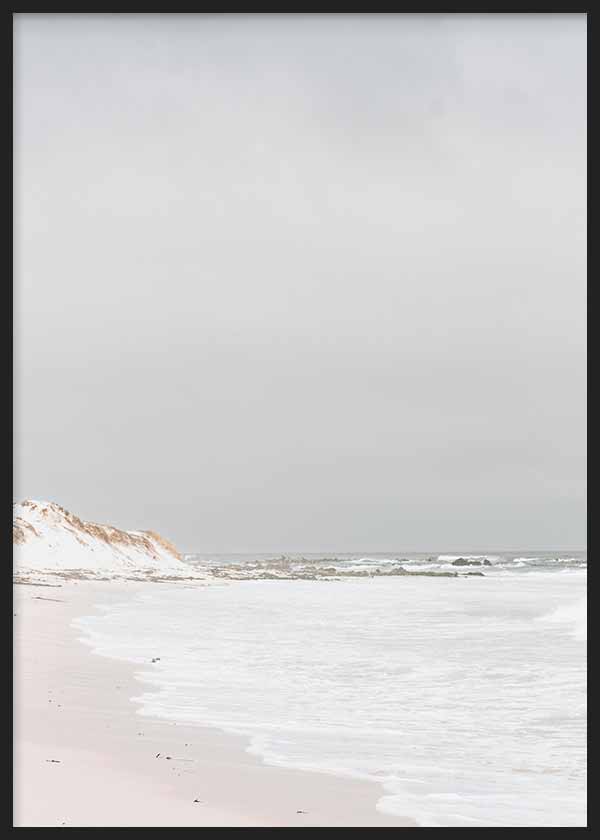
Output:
[13, 580, 416, 827]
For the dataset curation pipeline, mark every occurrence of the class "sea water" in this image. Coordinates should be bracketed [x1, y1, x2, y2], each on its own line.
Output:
[74, 553, 586, 826]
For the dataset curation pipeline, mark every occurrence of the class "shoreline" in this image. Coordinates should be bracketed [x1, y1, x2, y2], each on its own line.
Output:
[13, 579, 416, 827]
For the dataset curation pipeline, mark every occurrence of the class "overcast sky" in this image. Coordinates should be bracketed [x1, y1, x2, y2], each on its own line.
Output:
[14, 14, 586, 552]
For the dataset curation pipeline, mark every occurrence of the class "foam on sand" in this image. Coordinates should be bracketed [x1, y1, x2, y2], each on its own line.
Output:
[12, 499, 199, 581]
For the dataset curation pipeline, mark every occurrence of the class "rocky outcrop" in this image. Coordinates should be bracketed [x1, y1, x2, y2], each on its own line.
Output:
[451, 557, 492, 567]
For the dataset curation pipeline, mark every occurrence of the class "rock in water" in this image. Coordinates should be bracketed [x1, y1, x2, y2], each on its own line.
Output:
[451, 558, 482, 566]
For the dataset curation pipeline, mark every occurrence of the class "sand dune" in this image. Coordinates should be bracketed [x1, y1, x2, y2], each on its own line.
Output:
[13, 500, 198, 581]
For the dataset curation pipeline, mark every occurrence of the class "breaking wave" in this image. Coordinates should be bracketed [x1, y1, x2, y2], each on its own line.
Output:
[184, 550, 587, 581]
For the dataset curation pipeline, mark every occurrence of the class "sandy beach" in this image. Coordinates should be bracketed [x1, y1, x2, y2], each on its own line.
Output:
[12, 580, 415, 827]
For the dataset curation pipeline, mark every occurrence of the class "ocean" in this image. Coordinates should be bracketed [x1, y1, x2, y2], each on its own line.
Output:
[74, 551, 587, 826]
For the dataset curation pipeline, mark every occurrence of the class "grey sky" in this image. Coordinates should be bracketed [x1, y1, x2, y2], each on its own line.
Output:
[14, 14, 586, 552]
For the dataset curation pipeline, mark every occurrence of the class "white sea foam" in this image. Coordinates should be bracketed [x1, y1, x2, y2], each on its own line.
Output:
[75, 568, 587, 827]
[537, 596, 587, 641]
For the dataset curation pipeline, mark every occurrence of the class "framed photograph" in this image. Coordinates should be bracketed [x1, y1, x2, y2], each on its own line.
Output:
[12, 12, 588, 829]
